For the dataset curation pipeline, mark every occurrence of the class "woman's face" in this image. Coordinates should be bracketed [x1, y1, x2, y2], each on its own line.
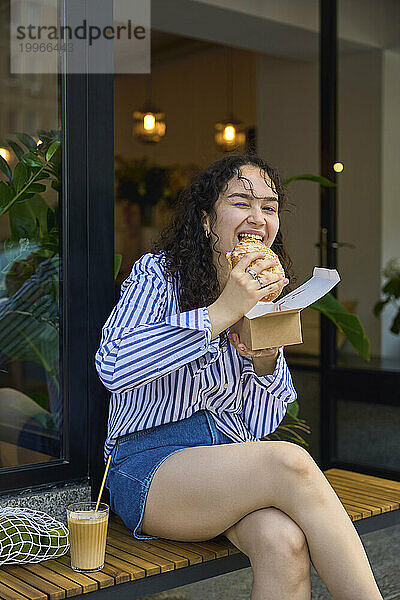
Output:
[203, 165, 280, 256]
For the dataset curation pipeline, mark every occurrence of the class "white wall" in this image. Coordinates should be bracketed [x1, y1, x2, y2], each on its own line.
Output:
[336, 49, 382, 357]
[256, 54, 320, 289]
[381, 48, 400, 358]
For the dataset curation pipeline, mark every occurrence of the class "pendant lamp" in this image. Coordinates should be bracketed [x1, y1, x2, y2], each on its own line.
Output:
[215, 47, 245, 152]
[133, 74, 166, 144]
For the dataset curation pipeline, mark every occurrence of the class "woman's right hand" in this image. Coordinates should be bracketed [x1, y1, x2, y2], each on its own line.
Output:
[218, 251, 288, 324]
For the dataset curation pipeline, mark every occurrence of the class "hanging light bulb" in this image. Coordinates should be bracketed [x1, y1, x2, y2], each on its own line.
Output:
[215, 119, 245, 152]
[132, 75, 166, 144]
[133, 108, 166, 143]
[215, 47, 246, 152]
[143, 113, 155, 131]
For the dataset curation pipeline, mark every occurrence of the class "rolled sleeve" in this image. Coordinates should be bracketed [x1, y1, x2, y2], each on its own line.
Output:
[241, 347, 297, 404]
[95, 254, 216, 393]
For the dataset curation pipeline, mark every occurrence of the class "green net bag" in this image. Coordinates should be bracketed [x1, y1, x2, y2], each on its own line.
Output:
[0, 507, 69, 565]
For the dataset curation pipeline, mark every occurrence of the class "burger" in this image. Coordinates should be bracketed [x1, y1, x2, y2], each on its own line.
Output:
[225, 233, 285, 302]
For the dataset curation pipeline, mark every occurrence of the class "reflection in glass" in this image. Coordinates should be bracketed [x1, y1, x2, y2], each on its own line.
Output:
[0, 3, 61, 467]
[337, 0, 400, 367]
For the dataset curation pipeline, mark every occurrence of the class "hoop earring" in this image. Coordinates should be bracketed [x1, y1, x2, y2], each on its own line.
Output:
[205, 230, 210, 239]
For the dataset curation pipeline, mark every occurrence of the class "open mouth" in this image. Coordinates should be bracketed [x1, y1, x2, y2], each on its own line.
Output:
[237, 232, 265, 243]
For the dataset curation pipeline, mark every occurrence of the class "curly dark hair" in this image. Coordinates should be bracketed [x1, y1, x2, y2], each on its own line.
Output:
[150, 154, 296, 348]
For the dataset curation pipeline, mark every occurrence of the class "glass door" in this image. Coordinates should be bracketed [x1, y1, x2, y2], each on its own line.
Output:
[321, 0, 400, 477]
[114, 1, 322, 458]
[0, 0, 115, 493]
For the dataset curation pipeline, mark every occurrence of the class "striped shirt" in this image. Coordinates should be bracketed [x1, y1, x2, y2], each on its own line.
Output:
[95, 252, 297, 459]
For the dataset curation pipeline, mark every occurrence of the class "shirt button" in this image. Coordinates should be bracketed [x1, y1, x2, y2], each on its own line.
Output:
[223, 383, 228, 389]
[200, 357, 206, 365]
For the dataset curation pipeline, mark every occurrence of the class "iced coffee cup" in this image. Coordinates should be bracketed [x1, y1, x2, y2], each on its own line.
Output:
[67, 502, 109, 572]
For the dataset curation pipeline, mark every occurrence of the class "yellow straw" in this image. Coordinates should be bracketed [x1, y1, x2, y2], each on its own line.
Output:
[95, 455, 112, 511]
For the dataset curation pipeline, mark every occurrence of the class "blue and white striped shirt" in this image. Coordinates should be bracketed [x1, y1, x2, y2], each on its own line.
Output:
[95, 252, 297, 459]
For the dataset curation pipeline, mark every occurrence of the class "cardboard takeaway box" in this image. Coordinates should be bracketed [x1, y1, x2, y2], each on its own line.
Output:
[229, 267, 340, 350]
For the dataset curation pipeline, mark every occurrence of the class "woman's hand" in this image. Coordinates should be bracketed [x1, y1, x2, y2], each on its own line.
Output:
[228, 332, 279, 359]
[217, 251, 289, 324]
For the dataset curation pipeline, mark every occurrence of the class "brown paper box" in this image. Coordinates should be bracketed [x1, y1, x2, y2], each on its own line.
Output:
[228, 267, 341, 350]
[229, 308, 303, 350]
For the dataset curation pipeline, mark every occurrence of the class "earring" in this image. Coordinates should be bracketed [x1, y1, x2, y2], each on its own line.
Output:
[205, 230, 210, 238]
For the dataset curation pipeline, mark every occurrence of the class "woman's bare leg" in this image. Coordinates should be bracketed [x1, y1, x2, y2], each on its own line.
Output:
[223, 507, 311, 600]
[140, 441, 383, 600]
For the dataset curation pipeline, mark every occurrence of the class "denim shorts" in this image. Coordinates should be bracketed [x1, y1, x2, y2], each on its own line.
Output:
[105, 410, 233, 540]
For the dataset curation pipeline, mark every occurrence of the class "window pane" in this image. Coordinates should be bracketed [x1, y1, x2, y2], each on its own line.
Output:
[337, 0, 400, 370]
[0, 2, 62, 467]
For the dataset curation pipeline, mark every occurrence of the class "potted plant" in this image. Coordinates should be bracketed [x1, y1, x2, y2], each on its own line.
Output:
[373, 257, 400, 335]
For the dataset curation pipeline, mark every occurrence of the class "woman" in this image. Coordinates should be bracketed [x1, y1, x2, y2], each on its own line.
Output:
[96, 155, 383, 600]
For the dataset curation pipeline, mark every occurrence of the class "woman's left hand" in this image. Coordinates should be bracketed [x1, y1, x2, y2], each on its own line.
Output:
[228, 332, 279, 358]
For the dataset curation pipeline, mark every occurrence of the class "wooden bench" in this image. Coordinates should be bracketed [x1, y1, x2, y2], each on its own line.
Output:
[0, 468, 399, 600]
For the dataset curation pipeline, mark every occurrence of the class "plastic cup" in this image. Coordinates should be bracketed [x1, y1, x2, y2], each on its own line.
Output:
[67, 502, 109, 572]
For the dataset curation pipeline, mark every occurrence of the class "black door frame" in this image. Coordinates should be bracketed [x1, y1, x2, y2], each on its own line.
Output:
[319, 0, 338, 471]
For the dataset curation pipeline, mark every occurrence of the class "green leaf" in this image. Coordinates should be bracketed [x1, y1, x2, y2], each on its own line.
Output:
[26, 391, 50, 411]
[390, 310, 400, 335]
[12, 162, 30, 192]
[15, 132, 38, 151]
[51, 179, 60, 192]
[0, 181, 14, 214]
[28, 183, 47, 193]
[0, 154, 12, 181]
[287, 400, 299, 419]
[46, 141, 60, 162]
[6, 139, 25, 161]
[9, 195, 49, 240]
[115, 254, 122, 279]
[311, 293, 370, 360]
[21, 152, 42, 168]
[284, 173, 336, 187]
[382, 277, 400, 299]
[373, 298, 390, 317]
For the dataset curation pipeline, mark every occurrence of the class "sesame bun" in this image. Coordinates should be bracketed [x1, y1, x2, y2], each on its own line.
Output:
[226, 239, 285, 302]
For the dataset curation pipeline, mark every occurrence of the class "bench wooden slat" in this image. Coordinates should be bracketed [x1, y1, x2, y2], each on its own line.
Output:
[107, 531, 188, 569]
[338, 504, 364, 519]
[333, 491, 395, 514]
[109, 518, 228, 559]
[325, 471, 400, 495]
[0, 570, 47, 600]
[111, 532, 190, 567]
[103, 553, 145, 580]
[177, 539, 228, 558]
[100, 563, 129, 585]
[154, 539, 216, 561]
[132, 538, 204, 564]
[325, 469, 400, 493]
[56, 556, 114, 589]
[41, 560, 98, 593]
[210, 537, 241, 555]
[22, 564, 82, 598]
[327, 478, 400, 507]
[105, 544, 162, 575]
[0, 580, 31, 600]
[109, 521, 214, 561]
[3, 565, 65, 600]
[325, 475, 400, 508]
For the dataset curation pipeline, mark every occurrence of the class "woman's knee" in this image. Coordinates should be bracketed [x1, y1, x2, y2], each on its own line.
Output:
[231, 507, 308, 560]
[267, 441, 323, 491]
